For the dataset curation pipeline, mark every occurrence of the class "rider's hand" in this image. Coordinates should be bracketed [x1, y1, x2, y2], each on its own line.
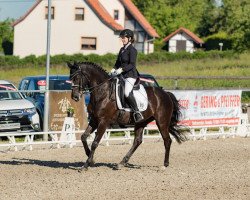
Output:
[116, 68, 123, 75]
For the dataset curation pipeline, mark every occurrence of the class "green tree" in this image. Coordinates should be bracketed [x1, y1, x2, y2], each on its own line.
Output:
[222, 0, 250, 51]
[0, 19, 14, 55]
[133, 0, 207, 37]
[197, 0, 250, 51]
[197, 0, 225, 37]
[133, 0, 249, 51]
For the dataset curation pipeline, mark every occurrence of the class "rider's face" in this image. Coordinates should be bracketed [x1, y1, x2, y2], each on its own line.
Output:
[121, 36, 129, 45]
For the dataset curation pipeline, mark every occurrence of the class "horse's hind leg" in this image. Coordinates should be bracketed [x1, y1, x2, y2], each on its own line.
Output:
[156, 120, 172, 167]
[117, 125, 145, 169]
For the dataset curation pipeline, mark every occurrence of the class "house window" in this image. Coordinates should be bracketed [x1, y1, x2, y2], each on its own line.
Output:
[75, 8, 84, 21]
[114, 10, 119, 20]
[81, 37, 97, 50]
[45, 6, 55, 19]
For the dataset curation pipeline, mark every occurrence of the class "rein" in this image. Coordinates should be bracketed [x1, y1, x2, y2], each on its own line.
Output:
[71, 69, 113, 95]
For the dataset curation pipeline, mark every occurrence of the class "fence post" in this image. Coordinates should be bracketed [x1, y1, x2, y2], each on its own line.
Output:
[174, 79, 178, 89]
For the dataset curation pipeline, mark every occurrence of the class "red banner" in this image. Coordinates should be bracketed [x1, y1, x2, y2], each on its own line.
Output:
[173, 90, 242, 127]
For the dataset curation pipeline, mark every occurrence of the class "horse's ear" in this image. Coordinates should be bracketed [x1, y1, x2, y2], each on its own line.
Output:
[67, 62, 73, 69]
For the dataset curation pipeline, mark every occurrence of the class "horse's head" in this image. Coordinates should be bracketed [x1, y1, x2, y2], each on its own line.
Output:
[67, 62, 88, 102]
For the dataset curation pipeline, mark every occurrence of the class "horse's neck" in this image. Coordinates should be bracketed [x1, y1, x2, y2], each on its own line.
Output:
[89, 76, 106, 87]
[88, 71, 111, 99]
[87, 71, 108, 87]
[90, 81, 111, 104]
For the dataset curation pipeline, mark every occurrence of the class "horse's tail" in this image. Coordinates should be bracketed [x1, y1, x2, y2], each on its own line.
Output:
[167, 92, 187, 144]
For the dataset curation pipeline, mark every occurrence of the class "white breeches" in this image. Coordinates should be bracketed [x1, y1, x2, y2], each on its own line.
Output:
[124, 78, 136, 97]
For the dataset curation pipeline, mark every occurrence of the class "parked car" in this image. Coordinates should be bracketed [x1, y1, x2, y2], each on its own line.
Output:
[0, 80, 40, 132]
[18, 75, 90, 129]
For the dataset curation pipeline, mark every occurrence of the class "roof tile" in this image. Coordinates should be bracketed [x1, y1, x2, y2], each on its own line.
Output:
[85, 0, 123, 31]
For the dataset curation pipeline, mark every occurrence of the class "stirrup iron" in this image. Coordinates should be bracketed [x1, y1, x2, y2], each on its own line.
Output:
[133, 112, 143, 122]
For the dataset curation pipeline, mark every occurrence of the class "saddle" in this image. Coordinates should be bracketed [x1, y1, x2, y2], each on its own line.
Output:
[114, 77, 148, 112]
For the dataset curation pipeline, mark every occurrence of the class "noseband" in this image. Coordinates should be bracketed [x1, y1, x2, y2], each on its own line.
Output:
[70, 68, 113, 95]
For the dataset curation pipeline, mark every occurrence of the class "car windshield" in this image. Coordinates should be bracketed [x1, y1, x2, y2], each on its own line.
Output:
[37, 80, 71, 92]
[49, 80, 71, 90]
[0, 84, 22, 100]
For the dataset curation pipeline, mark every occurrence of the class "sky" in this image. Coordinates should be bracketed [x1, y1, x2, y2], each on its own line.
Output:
[0, 0, 36, 21]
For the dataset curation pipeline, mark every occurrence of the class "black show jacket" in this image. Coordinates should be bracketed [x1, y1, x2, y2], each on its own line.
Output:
[114, 44, 139, 79]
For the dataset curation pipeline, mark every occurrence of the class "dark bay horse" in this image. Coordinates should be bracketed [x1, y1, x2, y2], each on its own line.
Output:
[68, 62, 186, 170]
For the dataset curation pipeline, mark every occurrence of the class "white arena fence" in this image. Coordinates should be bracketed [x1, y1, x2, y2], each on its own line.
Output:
[0, 113, 249, 152]
[1, 88, 250, 151]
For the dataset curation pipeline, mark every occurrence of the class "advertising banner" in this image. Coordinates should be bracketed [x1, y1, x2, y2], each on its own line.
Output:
[173, 90, 242, 127]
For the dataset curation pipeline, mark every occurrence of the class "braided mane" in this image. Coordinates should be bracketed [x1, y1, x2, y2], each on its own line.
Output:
[78, 62, 109, 77]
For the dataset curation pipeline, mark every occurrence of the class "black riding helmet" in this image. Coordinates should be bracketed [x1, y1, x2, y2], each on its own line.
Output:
[119, 29, 134, 40]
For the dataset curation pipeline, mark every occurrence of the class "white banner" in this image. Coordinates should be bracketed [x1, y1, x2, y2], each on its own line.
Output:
[173, 90, 242, 127]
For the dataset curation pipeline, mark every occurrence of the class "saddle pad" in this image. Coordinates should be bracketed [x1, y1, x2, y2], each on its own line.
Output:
[115, 78, 148, 112]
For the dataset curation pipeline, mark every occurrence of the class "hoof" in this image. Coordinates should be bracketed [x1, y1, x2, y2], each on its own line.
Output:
[160, 166, 167, 170]
[114, 163, 124, 170]
[83, 167, 89, 171]
[89, 161, 95, 167]
[77, 166, 88, 172]
[164, 162, 169, 167]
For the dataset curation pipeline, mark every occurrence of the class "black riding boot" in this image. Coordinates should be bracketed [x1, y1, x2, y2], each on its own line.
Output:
[127, 92, 144, 122]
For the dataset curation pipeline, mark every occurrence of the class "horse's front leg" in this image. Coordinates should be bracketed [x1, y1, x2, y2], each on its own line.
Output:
[116, 125, 145, 169]
[82, 121, 108, 171]
[81, 123, 96, 158]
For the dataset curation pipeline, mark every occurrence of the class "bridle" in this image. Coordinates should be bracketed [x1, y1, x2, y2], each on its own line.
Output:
[70, 68, 113, 95]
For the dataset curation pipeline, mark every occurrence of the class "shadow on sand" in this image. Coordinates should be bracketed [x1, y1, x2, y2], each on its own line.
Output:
[0, 158, 142, 170]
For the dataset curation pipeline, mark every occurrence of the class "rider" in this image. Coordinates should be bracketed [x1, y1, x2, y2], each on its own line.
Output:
[111, 29, 143, 122]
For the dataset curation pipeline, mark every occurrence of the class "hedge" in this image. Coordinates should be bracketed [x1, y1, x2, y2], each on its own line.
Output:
[203, 32, 233, 51]
[0, 50, 237, 68]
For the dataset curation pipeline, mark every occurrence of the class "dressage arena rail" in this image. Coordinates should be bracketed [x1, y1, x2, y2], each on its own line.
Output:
[1, 87, 250, 151]
[0, 119, 249, 152]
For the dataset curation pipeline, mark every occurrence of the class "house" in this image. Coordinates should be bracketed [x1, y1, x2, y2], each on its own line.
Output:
[13, 0, 159, 58]
[163, 27, 204, 53]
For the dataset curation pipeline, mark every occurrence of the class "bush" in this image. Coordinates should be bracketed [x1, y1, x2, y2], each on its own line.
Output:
[22, 55, 37, 65]
[138, 50, 236, 64]
[0, 50, 238, 69]
[204, 32, 233, 51]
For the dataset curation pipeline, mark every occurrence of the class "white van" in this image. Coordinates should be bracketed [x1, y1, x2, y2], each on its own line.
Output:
[0, 80, 40, 132]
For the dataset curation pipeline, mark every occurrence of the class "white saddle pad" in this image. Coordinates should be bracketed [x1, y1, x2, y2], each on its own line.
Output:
[115, 78, 148, 112]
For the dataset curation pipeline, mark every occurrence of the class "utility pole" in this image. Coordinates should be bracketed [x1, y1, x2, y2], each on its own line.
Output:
[43, 0, 52, 140]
